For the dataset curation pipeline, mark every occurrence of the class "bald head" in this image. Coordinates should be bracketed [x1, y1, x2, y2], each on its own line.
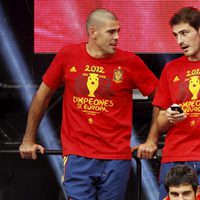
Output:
[86, 9, 118, 35]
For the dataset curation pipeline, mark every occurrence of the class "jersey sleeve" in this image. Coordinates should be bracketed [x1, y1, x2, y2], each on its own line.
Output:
[129, 54, 158, 96]
[42, 47, 66, 90]
[152, 64, 172, 109]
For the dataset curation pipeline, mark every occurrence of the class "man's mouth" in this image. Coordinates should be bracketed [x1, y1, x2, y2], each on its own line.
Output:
[111, 43, 117, 47]
[181, 45, 189, 51]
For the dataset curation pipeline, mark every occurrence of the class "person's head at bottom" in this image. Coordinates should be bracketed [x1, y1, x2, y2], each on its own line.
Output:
[165, 165, 199, 200]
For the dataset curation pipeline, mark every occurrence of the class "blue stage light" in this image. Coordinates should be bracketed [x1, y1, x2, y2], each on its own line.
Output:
[0, 2, 66, 198]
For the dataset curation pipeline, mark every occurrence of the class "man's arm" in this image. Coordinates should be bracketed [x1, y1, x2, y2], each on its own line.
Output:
[132, 104, 187, 159]
[132, 106, 160, 159]
[19, 82, 55, 160]
[157, 106, 187, 133]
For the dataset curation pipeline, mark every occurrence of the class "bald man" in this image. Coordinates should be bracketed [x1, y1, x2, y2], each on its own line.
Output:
[19, 9, 158, 200]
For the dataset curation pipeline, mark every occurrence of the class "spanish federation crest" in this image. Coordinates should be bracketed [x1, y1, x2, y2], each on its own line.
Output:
[113, 67, 123, 83]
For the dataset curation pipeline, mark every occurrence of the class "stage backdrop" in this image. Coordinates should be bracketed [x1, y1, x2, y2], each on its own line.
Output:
[34, 0, 199, 53]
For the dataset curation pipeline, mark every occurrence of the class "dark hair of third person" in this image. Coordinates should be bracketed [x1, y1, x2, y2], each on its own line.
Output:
[169, 7, 200, 31]
[165, 165, 199, 194]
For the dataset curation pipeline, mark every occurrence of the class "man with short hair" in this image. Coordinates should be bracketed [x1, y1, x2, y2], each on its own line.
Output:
[164, 165, 199, 200]
[19, 8, 158, 200]
[135, 6, 200, 200]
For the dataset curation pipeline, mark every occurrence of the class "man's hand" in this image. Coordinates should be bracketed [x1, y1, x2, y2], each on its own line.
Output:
[131, 142, 158, 159]
[19, 142, 45, 160]
[166, 105, 187, 124]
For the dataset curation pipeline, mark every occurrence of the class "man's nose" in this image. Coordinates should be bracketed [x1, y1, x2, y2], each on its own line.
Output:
[114, 31, 119, 40]
[177, 34, 184, 45]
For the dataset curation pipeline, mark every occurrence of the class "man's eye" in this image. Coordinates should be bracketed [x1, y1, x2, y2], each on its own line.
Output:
[170, 192, 178, 197]
[181, 31, 189, 35]
[183, 191, 192, 196]
[108, 30, 114, 34]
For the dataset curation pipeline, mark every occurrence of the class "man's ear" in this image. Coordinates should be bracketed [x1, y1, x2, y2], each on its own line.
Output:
[89, 26, 96, 39]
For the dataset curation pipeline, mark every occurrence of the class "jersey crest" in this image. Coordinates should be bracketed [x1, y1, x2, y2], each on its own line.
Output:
[113, 67, 123, 83]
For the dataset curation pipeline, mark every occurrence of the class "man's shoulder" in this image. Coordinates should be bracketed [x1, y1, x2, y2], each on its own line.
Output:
[162, 196, 170, 200]
[196, 193, 200, 200]
[115, 48, 140, 61]
[166, 55, 186, 66]
[62, 43, 83, 50]
[58, 43, 84, 55]
[116, 48, 135, 56]
[163, 55, 186, 72]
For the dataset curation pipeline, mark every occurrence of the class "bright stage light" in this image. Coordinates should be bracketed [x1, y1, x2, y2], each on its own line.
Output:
[0, 2, 66, 198]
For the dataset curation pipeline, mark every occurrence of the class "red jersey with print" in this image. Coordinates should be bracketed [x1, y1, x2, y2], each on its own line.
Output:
[153, 56, 200, 163]
[43, 42, 158, 159]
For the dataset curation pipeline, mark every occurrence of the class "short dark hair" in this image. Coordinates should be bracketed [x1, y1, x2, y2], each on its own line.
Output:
[165, 165, 199, 194]
[169, 7, 200, 31]
[86, 8, 118, 35]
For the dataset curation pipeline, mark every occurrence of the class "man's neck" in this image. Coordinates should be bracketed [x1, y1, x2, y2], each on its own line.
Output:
[188, 53, 200, 61]
[86, 43, 110, 59]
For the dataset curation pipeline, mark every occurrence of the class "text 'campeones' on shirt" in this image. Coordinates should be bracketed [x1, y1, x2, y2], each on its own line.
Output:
[153, 56, 200, 163]
[43, 42, 158, 160]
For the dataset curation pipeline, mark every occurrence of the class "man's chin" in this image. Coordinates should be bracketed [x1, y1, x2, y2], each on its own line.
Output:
[183, 51, 192, 57]
[108, 48, 116, 54]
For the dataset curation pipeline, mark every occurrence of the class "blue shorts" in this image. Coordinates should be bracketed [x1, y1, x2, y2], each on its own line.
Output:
[62, 155, 131, 200]
[159, 161, 200, 200]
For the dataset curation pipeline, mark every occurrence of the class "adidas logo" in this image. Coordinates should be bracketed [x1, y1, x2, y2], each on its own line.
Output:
[70, 66, 77, 72]
[173, 75, 179, 82]
[190, 120, 196, 126]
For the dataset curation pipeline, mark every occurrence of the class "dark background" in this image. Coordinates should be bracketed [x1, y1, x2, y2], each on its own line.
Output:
[0, 1, 182, 200]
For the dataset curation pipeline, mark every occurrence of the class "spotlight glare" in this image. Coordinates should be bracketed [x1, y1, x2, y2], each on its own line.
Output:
[0, 2, 66, 198]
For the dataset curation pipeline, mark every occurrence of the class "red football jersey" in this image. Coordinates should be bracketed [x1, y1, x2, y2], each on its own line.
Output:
[153, 56, 200, 163]
[43, 42, 158, 159]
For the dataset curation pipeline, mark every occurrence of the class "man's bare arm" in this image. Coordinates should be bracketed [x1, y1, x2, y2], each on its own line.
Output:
[157, 106, 187, 133]
[19, 82, 55, 160]
[132, 106, 160, 159]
